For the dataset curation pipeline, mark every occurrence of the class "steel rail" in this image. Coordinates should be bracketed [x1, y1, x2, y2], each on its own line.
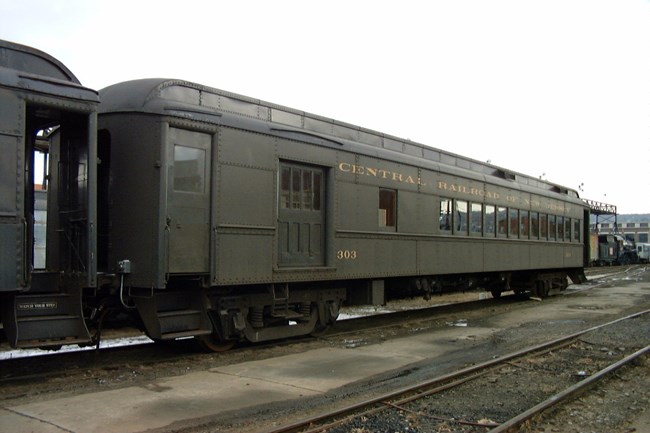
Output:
[487, 344, 650, 433]
[3, 264, 639, 363]
[257, 309, 650, 433]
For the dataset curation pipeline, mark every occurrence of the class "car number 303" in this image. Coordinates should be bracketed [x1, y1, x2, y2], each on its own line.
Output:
[337, 250, 358, 260]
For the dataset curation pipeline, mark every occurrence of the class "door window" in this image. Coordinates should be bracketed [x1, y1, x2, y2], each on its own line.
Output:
[173, 145, 206, 193]
[278, 162, 326, 267]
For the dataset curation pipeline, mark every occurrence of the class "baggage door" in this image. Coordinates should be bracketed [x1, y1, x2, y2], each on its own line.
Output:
[166, 128, 211, 273]
[278, 163, 325, 267]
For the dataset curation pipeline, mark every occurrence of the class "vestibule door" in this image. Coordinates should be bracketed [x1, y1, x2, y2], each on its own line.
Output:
[278, 163, 325, 267]
[166, 128, 211, 273]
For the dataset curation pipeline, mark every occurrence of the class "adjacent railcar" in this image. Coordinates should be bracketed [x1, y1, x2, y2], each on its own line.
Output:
[0, 40, 98, 348]
[638, 243, 650, 264]
[97, 79, 589, 350]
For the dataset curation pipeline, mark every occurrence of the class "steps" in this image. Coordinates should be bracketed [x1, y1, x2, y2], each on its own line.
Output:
[132, 291, 212, 340]
[3, 278, 92, 348]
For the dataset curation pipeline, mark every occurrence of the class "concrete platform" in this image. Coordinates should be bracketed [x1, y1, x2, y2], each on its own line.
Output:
[1, 343, 432, 433]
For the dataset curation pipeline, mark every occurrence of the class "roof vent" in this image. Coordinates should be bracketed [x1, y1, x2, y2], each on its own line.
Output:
[495, 169, 516, 181]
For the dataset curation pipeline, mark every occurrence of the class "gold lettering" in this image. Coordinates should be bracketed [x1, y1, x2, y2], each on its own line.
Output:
[334, 164, 420, 188]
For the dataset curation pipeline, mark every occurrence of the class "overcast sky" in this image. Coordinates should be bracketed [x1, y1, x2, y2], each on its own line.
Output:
[2, 0, 649, 213]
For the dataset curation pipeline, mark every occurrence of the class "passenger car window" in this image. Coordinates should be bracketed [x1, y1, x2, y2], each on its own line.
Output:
[520, 210, 529, 238]
[549, 215, 557, 240]
[439, 198, 452, 231]
[280, 165, 322, 211]
[497, 207, 507, 236]
[455, 200, 468, 234]
[280, 167, 291, 209]
[379, 189, 396, 227]
[509, 208, 519, 238]
[470, 203, 482, 234]
[540, 214, 548, 239]
[173, 145, 206, 193]
[530, 212, 539, 239]
[484, 204, 496, 236]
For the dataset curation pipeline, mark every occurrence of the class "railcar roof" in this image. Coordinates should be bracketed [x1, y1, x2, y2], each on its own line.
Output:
[99, 78, 580, 200]
[0, 39, 79, 83]
[0, 39, 98, 102]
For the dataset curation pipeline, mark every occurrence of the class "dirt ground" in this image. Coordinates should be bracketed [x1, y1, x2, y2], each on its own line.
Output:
[322, 314, 650, 433]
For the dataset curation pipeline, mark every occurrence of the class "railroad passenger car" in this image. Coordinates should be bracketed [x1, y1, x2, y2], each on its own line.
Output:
[0, 39, 590, 350]
[96, 78, 589, 350]
[0, 40, 98, 348]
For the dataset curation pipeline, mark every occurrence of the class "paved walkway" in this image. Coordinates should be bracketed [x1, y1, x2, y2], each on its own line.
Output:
[1, 328, 486, 433]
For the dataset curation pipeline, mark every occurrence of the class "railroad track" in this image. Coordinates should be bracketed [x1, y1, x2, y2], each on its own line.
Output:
[0, 264, 638, 363]
[257, 309, 650, 433]
[0, 265, 644, 389]
[0, 294, 510, 389]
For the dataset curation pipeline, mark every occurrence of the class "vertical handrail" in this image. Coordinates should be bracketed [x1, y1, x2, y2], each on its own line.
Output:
[21, 217, 29, 286]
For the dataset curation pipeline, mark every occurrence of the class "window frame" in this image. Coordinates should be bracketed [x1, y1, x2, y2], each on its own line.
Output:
[520, 210, 529, 239]
[549, 215, 557, 241]
[172, 144, 207, 194]
[497, 206, 508, 237]
[509, 208, 519, 238]
[540, 213, 548, 239]
[379, 188, 397, 229]
[454, 200, 469, 235]
[280, 164, 323, 212]
[439, 198, 453, 233]
[530, 211, 539, 240]
[484, 204, 496, 237]
[470, 202, 483, 236]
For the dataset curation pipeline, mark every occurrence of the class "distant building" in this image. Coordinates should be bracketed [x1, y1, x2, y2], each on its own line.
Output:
[593, 220, 650, 244]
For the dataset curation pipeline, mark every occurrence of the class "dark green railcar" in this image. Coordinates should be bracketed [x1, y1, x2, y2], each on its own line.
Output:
[0, 39, 98, 348]
[97, 79, 589, 350]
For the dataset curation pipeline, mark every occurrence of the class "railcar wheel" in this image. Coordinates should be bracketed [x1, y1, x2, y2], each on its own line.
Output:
[196, 332, 235, 352]
[310, 300, 340, 337]
[311, 312, 331, 336]
[310, 324, 330, 337]
[535, 280, 550, 298]
[514, 289, 529, 299]
[490, 290, 502, 299]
